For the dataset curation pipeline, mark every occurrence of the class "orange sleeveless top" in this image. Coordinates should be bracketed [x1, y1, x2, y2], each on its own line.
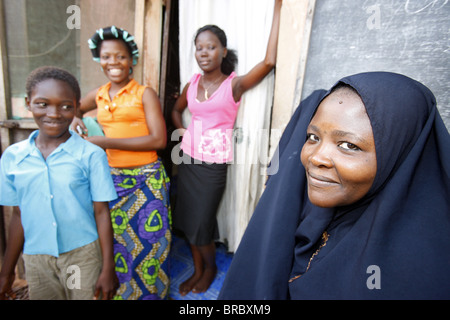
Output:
[96, 79, 158, 168]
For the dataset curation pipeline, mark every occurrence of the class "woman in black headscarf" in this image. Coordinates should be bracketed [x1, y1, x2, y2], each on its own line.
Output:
[219, 72, 450, 299]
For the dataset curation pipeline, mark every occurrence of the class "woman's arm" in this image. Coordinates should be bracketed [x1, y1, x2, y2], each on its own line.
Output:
[86, 87, 167, 151]
[79, 88, 99, 116]
[0, 207, 24, 300]
[71, 88, 99, 135]
[171, 83, 190, 134]
[93, 201, 118, 300]
[232, 0, 282, 102]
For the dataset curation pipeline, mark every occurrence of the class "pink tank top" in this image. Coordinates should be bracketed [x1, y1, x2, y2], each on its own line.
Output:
[181, 72, 241, 163]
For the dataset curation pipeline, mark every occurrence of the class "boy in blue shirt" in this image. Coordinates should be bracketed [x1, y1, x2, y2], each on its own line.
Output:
[0, 66, 118, 300]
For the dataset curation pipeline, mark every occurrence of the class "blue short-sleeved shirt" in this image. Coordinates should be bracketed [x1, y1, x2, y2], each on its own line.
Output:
[0, 130, 117, 257]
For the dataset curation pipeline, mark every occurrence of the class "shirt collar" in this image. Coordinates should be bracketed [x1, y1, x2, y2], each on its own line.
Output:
[15, 130, 84, 164]
[14, 130, 39, 164]
[61, 131, 85, 160]
[97, 79, 139, 101]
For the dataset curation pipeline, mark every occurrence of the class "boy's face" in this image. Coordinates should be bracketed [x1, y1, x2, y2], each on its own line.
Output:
[26, 79, 77, 140]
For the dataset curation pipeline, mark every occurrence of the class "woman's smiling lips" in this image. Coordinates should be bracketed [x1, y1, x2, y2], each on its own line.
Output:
[306, 171, 340, 187]
[108, 68, 123, 76]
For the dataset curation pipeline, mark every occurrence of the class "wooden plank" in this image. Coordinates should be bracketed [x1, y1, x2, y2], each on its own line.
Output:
[142, 0, 163, 94]
[0, 0, 15, 267]
[159, 0, 171, 109]
[269, 0, 316, 159]
[0, 0, 12, 154]
[292, 0, 316, 110]
[0, 119, 38, 130]
[134, 0, 146, 85]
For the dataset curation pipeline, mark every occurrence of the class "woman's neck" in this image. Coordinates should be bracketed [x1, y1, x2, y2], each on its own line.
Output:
[109, 77, 132, 99]
[202, 69, 225, 82]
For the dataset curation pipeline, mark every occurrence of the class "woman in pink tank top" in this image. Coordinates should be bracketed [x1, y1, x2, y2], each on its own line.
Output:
[172, 0, 283, 296]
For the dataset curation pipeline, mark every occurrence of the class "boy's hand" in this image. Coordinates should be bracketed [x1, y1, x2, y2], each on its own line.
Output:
[0, 207, 23, 300]
[0, 273, 16, 300]
[93, 268, 119, 300]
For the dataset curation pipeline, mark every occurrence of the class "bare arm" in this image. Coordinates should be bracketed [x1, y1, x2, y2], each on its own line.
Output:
[93, 201, 118, 300]
[171, 83, 190, 133]
[0, 207, 24, 300]
[232, 0, 282, 102]
[79, 88, 99, 116]
[71, 88, 99, 134]
[86, 87, 167, 151]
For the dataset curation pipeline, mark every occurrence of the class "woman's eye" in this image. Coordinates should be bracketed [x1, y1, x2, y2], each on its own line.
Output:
[339, 142, 360, 151]
[306, 133, 319, 142]
[35, 102, 47, 108]
[61, 105, 73, 110]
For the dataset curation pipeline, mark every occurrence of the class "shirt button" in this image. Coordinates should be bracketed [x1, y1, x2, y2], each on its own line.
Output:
[53, 222, 57, 227]
[50, 195, 54, 199]
[105, 105, 109, 111]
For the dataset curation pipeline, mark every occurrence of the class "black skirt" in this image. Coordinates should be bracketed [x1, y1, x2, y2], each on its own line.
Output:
[174, 154, 228, 246]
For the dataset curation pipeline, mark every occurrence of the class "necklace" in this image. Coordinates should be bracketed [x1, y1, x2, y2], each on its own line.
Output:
[288, 232, 330, 283]
[201, 75, 224, 100]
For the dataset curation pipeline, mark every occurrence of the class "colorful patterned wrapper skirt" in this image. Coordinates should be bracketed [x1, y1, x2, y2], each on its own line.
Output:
[109, 159, 172, 300]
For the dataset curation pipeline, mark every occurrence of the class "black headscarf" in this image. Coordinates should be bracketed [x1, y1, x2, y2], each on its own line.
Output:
[219, 72, 450, 299]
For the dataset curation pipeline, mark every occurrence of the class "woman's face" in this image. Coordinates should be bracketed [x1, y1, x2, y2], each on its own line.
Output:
[195, 30, 227, 72]
[99, 39, 133, 84]
[300, 89, 377, 208]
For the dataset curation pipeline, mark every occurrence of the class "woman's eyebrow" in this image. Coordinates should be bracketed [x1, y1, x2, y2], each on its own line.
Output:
[332, 129, 369, 145]
[307, 124, 320, 132]
[308, 125, 369, 145]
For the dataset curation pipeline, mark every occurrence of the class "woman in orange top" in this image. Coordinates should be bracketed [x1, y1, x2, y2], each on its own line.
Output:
[72, 26, 171, 300]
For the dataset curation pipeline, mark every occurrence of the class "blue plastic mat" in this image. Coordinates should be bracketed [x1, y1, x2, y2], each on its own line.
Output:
[169, 235, 233, 300]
